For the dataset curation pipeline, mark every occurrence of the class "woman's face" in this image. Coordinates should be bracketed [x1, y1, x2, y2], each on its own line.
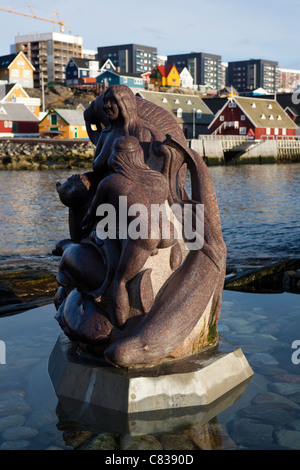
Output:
[103, 91, 119, 121]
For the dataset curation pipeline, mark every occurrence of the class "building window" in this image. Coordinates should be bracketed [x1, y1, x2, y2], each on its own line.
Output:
[196, 109, 202, 119]
[274, 128, 279, 135]
[261, 114, 266, 119]
[11, 69, 19, 77]
[239, 127, 247, 135]
[177, 108, 183, 118]
[51, 114, 58, 126]
[220, 116, 225, 121]
[229, 101, 236, 108]
[241, 115, 246, 120]
[282, 128, 286, 135]
[266, 128, 271, 135]
[251, 103, 256, 108]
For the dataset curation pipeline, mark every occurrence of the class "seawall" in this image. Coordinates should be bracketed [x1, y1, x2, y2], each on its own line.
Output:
[0, 138, 95, 170]
[190, 138, 300, 166]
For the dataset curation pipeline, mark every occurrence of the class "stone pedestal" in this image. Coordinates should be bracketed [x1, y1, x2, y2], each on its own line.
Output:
[48, 333, 253, 423]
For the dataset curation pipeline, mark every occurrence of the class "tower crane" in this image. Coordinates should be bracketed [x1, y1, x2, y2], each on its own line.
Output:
[0, 5, 71, 33]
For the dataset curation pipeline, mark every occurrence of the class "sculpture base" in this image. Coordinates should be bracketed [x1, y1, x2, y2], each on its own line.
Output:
[48, 333, 253, 417]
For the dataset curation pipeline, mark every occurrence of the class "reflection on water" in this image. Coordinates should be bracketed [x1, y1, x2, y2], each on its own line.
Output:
[0, 163, 299, 449]
[209, 164, 300, 267]
[0, 169, 75, 258]
[0, 290, 299, 450]
[0, 164, 299, 269]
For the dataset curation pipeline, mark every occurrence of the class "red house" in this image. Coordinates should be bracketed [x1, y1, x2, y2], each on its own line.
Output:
[0, 103, 39, 136]
[208, 97, 297, 139]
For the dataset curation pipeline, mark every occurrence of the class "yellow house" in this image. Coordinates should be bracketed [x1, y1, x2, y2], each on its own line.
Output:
[150, 64, 180, 87]
[39, 108, 88, 139]
[0, 83, 40, 118]
[0, 51, 35, 88]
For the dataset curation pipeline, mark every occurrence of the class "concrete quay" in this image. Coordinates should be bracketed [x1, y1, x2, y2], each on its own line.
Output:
[190, 137, 300, 165]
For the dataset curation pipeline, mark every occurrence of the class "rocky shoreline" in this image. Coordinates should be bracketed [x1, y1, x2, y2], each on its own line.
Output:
[0, 139, 95, 171]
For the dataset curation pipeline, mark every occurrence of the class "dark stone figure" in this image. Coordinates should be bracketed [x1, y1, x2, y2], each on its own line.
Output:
[53, 85, 226, 368]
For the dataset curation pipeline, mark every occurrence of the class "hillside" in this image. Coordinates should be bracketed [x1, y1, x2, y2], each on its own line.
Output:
[25, 83, 207, 112]
[25, 83, 100, 111]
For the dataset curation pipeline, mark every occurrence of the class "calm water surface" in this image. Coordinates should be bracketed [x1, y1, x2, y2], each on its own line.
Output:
[0, 164, 299, 450]
[0, 163, 299, 267]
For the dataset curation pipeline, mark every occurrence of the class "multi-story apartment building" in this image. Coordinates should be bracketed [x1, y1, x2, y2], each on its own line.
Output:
[227, 59, 279, 94]
[96, 44, 157, 75]
[277, 68, 300, 93]
[166, 52, 225, 90]
[14, 32, 83, 87]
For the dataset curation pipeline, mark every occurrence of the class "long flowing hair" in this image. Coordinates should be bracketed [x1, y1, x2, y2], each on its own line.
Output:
[112, 136, 167, 189]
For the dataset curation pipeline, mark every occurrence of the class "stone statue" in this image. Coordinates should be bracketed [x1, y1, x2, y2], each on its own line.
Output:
[53, 85, 226, 368]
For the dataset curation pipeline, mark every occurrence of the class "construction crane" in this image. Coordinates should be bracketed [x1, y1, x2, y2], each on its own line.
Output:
[0, 5, 71, 33]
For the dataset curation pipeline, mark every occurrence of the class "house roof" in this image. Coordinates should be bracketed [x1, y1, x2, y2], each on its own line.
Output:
[69, 57, 89, 69]
[235, 97, 297, 129]
[137, 90, 214, 124]
[208, 96, 298, 130]
[151, 65, 177, 78]
[41, 108, 85, 125]
[203, 97, 227, 115]
[97, 70, 144, 79]
[0, 103, 38, 121]
[0, 83, 16, 101]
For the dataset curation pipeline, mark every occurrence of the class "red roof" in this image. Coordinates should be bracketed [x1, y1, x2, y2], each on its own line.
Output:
[156, 64, 175, 77]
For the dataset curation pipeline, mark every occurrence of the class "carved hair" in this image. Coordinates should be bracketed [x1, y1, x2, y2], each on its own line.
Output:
[112, 136, 167, 188]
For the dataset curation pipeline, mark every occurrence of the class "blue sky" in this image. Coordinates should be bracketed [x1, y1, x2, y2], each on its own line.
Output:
[0, 0, 299, 68]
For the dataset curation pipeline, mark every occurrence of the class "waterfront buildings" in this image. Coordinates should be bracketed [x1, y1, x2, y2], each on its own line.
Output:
[0, 102, 38, 136]
[166, 52, 225, 90]
[208, 96, 297, 138]
[39, 107, 88, 139]
[96, 44, 157, 76]
[14, 32, 83, 87]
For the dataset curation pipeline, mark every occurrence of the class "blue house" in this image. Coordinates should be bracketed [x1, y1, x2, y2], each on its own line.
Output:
[96, 70, 145, 89]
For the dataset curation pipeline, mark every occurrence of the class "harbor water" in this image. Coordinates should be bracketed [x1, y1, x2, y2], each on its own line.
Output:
[0, 163, 299, 450]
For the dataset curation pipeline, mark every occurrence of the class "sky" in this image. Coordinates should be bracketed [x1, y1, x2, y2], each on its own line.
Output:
[0, 0, 299, 68]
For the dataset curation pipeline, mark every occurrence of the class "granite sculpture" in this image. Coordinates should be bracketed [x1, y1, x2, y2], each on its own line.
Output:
[53, 85, 227, 368]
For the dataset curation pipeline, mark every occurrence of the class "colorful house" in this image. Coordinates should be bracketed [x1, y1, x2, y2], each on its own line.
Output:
[0, 103, 39, 136]
[208, 97, 297, 139]
[149, 65, 180, 88]
[39, 108, 88, 139]
[65, 57, 102, 87]
[96, 70, 144, 89]
[179, 67, 194, 89]
[0, 52, 35, 88]
[0, 83, 40, 118]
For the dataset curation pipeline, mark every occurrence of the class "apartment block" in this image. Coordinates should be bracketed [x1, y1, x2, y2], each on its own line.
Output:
[166, 52, 225, 90]
[96, 44, 157, 75]
[14, 32, 83, 87]
[227, 59, 279, 94]
[278, 68, 300, 93]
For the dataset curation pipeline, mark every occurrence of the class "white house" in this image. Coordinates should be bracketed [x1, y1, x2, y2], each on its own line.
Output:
[179, 67, 194, 89]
